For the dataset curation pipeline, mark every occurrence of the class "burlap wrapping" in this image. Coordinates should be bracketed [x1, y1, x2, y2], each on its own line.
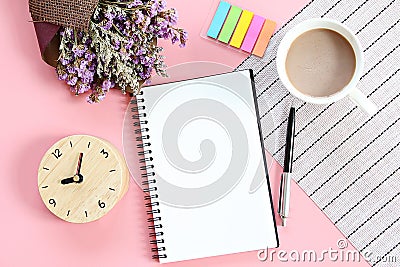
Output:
[29, 0, 98, 30]
[29, 0, 99, 67]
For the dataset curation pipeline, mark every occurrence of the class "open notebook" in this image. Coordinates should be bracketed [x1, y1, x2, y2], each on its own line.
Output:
[133, 70, 278, 263]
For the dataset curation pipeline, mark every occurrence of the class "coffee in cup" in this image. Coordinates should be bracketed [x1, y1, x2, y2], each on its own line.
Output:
[285, 28, 356, 97]
[277, 18, 377, 115]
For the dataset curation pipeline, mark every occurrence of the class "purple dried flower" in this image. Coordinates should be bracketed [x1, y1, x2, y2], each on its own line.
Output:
[88, 64, 96, 72]
[149, 3, 158, 17]
[163, 28, 174, 39]
[103, 20, 113, 31]
[67, 76, 78, 86]
[98, 94, 106, 101]
[102, 80, 113, 91]
[76, 83, 90, 94]
[72, 45, 87, 57]
[85, 38, 92, 46]
[158, 0, 167, 11]
[140, 56, 149, 66]
[105, 12, 115, 21]
[135, 10, 145, 24]
[66, 65, 75, 74]
[116, 13, 127, 21]
[171, 34, 179, 45]
[169, 8, 178, 25]
[144, 16, 151, 27]
[81, 70, 94, 84]
[128, 0, 143, 8]
[86, 95, 95, 104]
[79, 60, 88, 70]
[160, 19, 169, 29]
[57, 0, 187, 103]
[85, 52, 96, 61]
[63, 28, 73, 38]
[182, 30, 188, 40]
[60, 58, 70, 66]
[124, 19, 131, 28]
[126, 39, 134, 50]
[57, 70, 68, 80]
[113, 39, 121, 50]
[179, 30, 188, 47]
[136, 47, 146, 56]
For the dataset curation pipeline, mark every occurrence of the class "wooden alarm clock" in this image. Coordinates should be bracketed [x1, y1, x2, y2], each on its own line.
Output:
[38, 135, 129, 223]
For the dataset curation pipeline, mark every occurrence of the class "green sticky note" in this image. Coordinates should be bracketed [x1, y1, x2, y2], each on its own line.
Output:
[218, 6, 242, 43]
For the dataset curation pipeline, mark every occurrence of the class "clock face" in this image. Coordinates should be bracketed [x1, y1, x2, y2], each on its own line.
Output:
[38, 135, 129, 223]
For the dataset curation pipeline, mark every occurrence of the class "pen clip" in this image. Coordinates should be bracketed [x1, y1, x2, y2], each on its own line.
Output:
[278, 172, 292, 218]
[278, 173, 284, 214]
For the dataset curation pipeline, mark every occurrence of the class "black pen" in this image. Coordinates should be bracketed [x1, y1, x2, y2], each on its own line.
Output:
[278, 107, 295, 226]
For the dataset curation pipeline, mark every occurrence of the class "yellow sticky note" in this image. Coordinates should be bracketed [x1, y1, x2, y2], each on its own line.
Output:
[229, 10, 254, 48]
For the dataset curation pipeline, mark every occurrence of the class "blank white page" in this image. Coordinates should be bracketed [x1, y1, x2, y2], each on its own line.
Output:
[138, 70, 278, 263]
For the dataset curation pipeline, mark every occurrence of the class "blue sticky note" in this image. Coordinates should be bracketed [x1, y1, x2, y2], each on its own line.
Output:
[207, 1, 231, 39]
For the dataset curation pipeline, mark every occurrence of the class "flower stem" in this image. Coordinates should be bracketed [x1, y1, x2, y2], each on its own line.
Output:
[112, 24, 125, 37]
[98, 0, 152, 11]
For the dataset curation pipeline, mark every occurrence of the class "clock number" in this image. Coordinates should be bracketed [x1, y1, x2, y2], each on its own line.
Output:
[98, 200, 106, 209]
[51, 149, 62, 159]
[100, 149, 109, 159]
[49, 198, 56, 207]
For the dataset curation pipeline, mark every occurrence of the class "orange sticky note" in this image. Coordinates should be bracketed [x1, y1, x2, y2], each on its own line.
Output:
[252, 19, 276, 57]
[229, 10, 254, 48]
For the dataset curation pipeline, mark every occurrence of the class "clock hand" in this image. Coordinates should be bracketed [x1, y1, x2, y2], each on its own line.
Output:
[76, 152, 84, 176]
[75, 153, 84, 183]
[61, 177, 75, 185]
[61, 153, 84, 185]
[60, 174, 83, 185]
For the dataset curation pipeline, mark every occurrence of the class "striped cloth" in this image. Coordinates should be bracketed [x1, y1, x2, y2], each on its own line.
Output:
[236, 0, 400, 266]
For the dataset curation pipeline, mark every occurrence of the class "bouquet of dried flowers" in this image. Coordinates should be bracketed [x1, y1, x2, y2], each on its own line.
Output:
[29, 0, 187, 103]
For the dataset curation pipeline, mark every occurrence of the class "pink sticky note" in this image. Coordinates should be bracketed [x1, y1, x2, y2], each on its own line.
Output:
[240, 15, 265, 53]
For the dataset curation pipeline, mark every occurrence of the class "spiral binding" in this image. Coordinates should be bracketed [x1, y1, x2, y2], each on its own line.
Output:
[132, 92, 167, 260]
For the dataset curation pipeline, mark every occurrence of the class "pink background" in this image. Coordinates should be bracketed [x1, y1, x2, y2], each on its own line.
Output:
[0, 0, 369, 266]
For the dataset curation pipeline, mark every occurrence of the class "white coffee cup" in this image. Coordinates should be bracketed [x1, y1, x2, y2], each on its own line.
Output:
[276, 18, 377, 115]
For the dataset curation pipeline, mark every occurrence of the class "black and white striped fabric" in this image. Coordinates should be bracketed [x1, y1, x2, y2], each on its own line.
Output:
[236, 0, 400, 266]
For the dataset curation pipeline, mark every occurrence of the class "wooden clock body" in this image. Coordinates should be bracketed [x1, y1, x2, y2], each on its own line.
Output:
[38, 135, 129, 223]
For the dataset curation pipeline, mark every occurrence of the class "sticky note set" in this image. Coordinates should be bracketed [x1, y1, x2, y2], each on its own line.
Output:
[206, 1, 277, 58]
